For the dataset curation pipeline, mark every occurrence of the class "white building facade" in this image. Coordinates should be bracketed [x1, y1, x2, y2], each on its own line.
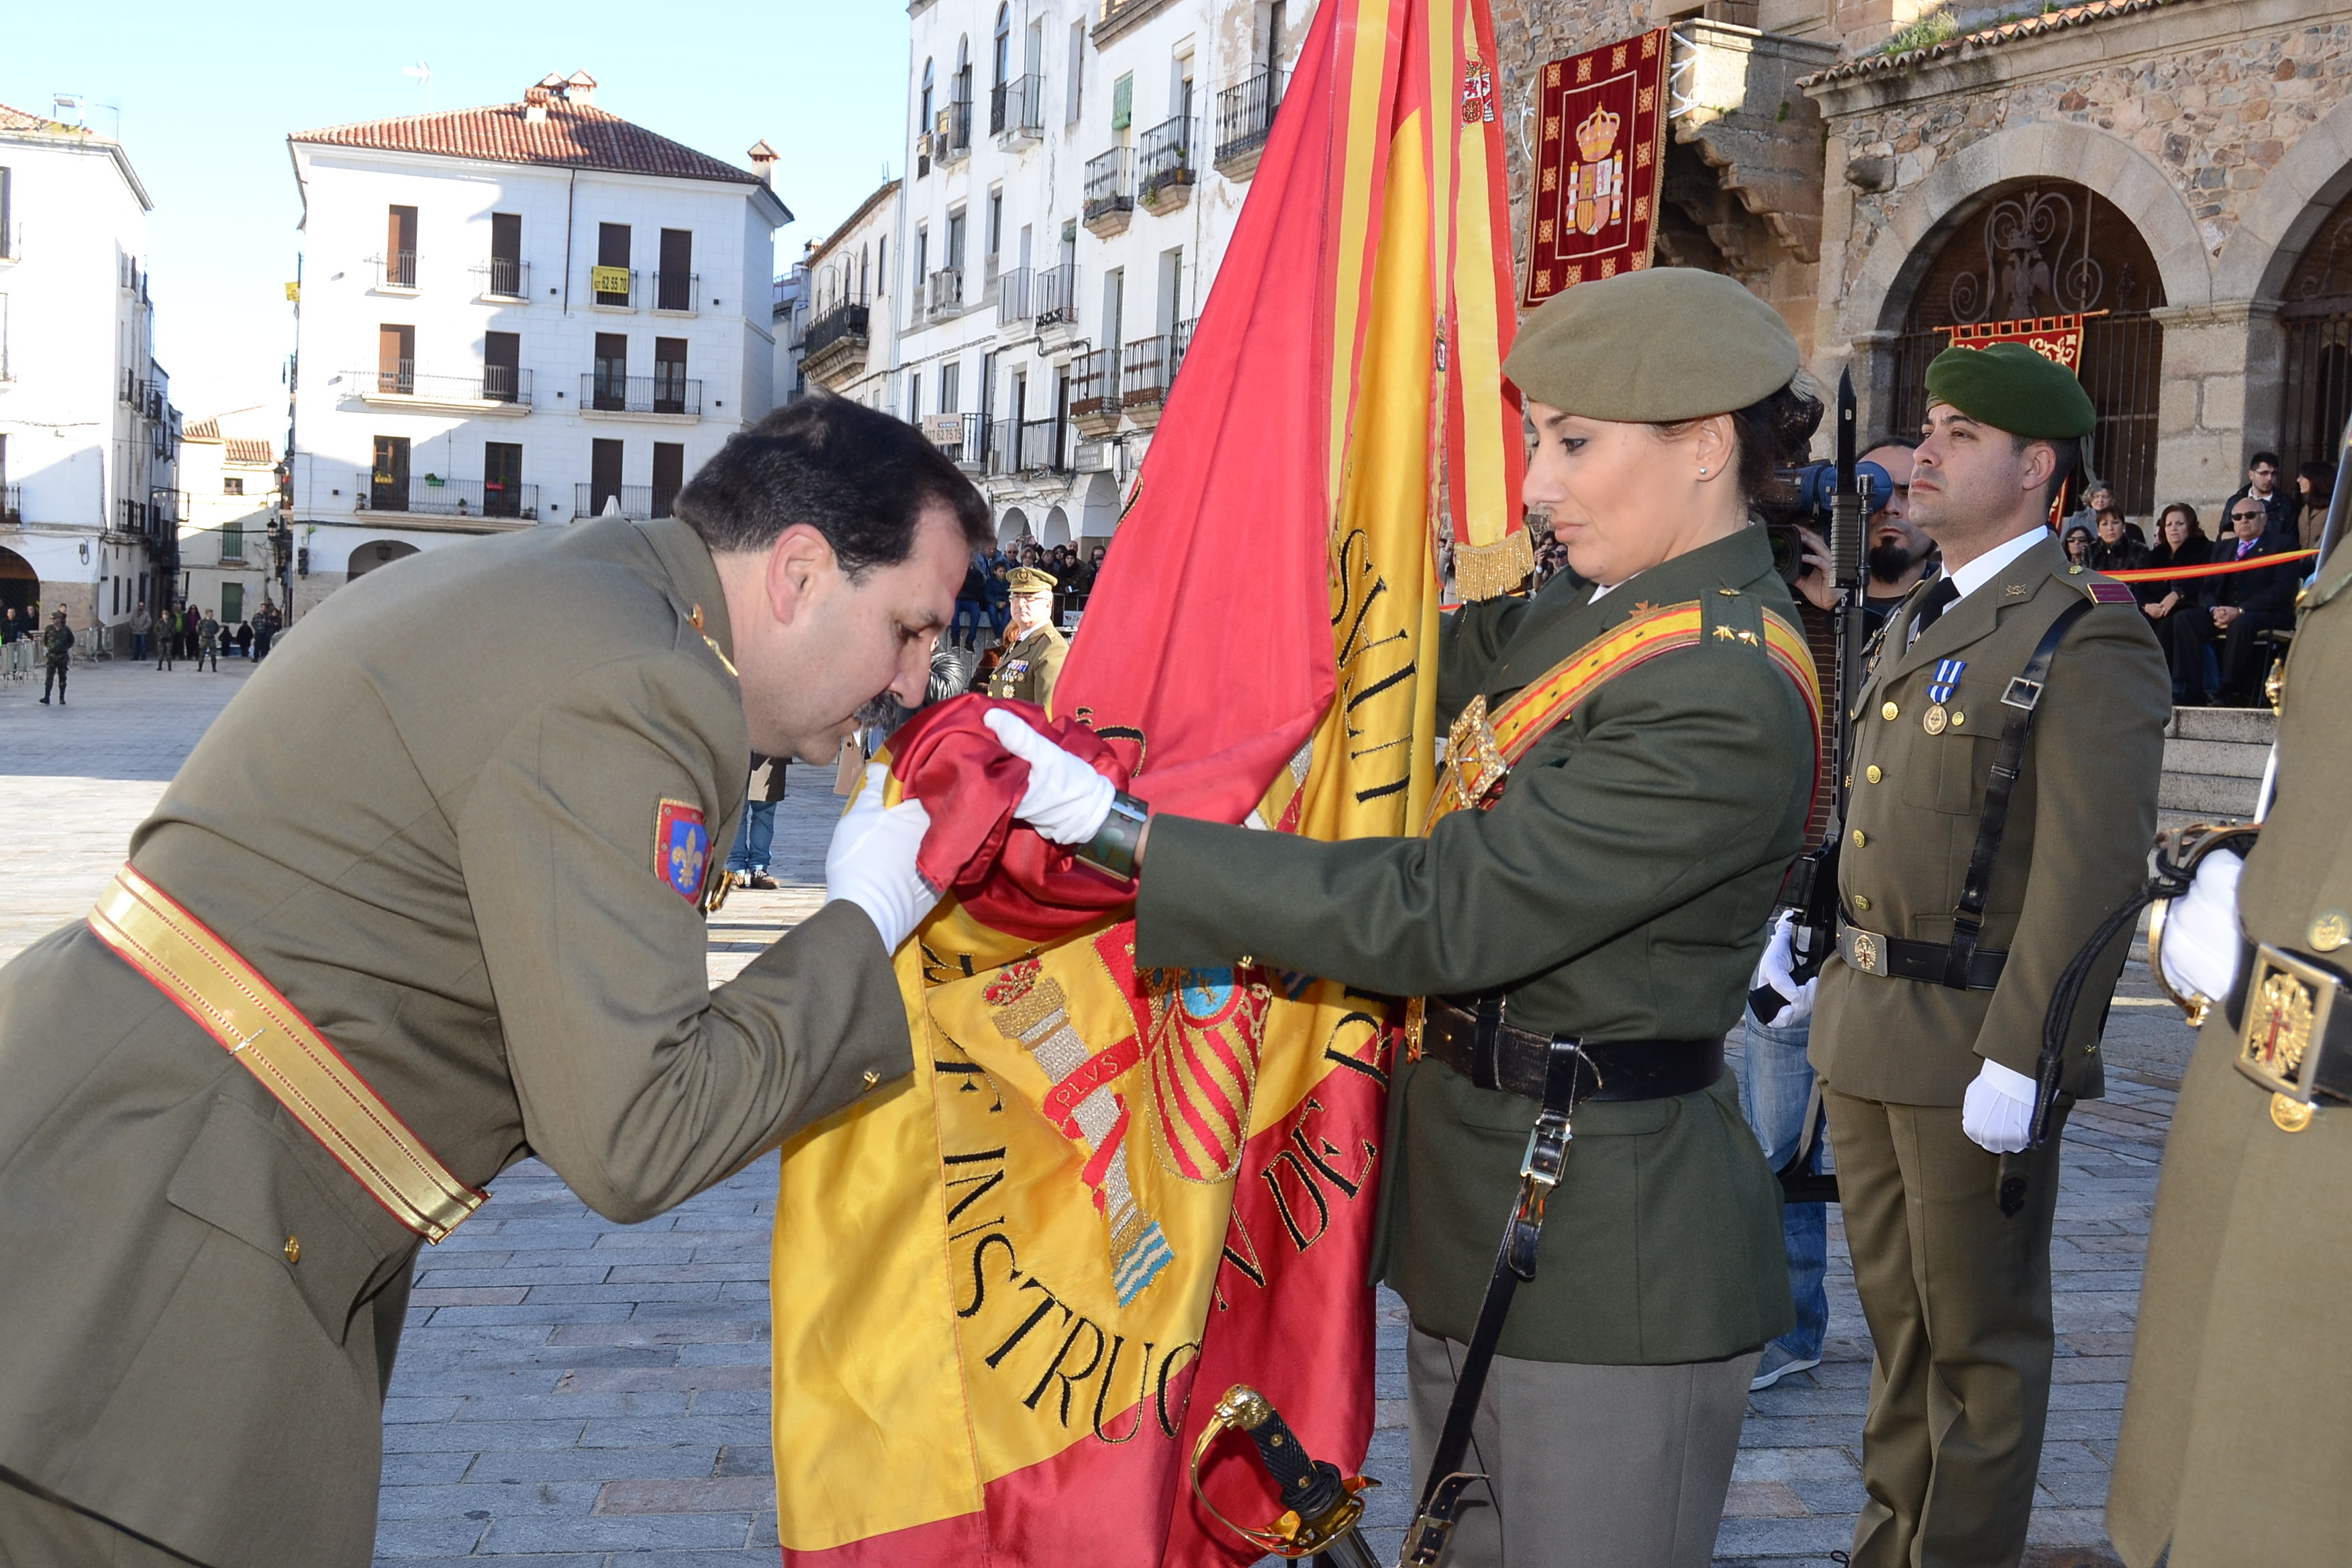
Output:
[284, 72, 789, 612]
[794, 178, 905, 412]
[896, 0, 1303, 549]
[178, 407, 281, 629]
[0, 100, 180, 638]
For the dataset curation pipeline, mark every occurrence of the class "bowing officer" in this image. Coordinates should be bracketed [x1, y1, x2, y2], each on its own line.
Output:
[0, 397, 979, 1565]
[1810, 342, 2171, 1568]
[2107, 523, 2352, 1567]
[983, 564, 1068, 707]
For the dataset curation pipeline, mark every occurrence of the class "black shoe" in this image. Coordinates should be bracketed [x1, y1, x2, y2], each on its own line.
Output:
[38, 697, 48, 704]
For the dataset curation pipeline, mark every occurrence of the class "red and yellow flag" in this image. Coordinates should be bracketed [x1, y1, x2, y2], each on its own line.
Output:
[768, 0, 1522, 1558]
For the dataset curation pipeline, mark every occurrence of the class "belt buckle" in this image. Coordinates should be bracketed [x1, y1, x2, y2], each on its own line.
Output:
[2002, 675, 2044, 710]
[1840, 920, 1886, 977]
[1518, 1111, 1571, 1187]
[1403, 996, 1427, 1063]
[2237, 943, 2343, 1132]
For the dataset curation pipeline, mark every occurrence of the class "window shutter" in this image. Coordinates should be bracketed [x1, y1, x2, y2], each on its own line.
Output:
[1111, 74, 1132, 131]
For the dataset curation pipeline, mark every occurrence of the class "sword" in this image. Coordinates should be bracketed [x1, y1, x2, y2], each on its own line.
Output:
[1190, 1384, 1384, 1568]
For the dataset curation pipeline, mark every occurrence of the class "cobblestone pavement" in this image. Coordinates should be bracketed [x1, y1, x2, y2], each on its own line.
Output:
[0, 660, 2194, 1567]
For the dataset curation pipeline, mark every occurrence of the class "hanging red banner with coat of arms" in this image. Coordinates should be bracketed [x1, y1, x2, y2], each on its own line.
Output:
[1935, 311, 2103, 371]
[1521, 26, 1671, 306]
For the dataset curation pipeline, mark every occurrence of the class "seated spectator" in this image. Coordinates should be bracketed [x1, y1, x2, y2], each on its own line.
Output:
[2204, 497, 2302, 705]
[2296, 459, 2336, 553]
[2141, 503, 2213, 704]
[2061, 524, 2095, 566]
[2062, 482, 2113, 537]
[2087, 504, 2149, 574]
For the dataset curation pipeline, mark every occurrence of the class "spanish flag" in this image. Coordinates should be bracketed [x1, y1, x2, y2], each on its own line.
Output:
[768, 0, 1524, 1555]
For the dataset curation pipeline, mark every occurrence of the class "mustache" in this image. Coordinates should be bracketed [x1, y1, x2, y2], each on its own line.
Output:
[852, 691, 904, 728]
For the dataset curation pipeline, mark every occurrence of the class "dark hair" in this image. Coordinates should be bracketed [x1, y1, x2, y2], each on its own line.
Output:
[2250, 450, 2282, 471]
[2299, 459, 2335, 510]
[1652, 378, 1825, 508]
[2157, 502, 2206, 542]
[2010, 434, 2080, 517]
[674, 392, 991, 574]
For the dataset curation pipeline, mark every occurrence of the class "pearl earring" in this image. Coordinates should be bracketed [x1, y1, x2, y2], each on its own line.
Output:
[1698, 466, 1709, 476]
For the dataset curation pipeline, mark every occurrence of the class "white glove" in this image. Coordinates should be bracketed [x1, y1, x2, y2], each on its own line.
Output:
[1751, 912, 1817, 1028]
[982, 708, 1117, 845]
[2159, 849, 2246, 1008]
[1961, 1058, 2039, 1154]
[823, 764, 941, 953]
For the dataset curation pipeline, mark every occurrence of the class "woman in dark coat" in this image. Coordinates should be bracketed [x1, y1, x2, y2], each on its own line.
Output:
[2142, 502, 2214, 702]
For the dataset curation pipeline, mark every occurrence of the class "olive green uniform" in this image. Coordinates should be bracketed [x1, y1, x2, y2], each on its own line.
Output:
[1139, 527, 1810, 1561]
[0, 515, 912, 1566]
[985, 623, 1067, 707]
[1811, 536, 2170, 1568]
[2107, 542, 2352, 1568]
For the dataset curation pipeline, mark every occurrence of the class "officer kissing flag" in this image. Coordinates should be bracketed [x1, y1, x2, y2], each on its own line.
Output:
[765, 0, 1526, 1556]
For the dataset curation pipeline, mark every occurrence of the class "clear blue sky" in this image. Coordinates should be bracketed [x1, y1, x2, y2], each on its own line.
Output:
[5, 2, 910, 421]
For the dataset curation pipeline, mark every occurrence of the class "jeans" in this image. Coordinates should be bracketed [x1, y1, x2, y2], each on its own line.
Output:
[1738, 1002, 1830, 1362]
[952, 599, 986, 648]
[132, 634, 148, 662]
[728, 800, 777, 874]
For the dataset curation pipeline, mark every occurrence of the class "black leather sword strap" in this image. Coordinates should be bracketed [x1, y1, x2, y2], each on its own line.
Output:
[1943, 600, 2095, 991]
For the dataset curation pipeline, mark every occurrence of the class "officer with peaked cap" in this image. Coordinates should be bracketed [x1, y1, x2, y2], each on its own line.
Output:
[1807, 342, 2170, 1568]
[982, 266, 1828, 1566]
[985, 564, 1068, 707]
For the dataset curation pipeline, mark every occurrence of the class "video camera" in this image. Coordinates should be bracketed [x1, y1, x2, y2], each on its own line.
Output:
[1762, 459, 1893, 586]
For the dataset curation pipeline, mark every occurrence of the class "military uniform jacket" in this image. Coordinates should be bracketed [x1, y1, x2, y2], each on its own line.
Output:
[984, 623, 1067, 706]
[1137, 527, 1809, 1363]
[0, 516, 911, 1567]
[2107, 544, 2352, 1568]
[1812, 536, 2170, 1105]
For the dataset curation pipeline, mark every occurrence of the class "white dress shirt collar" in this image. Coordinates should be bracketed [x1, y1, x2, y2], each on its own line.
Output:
[1943, 526, 2049, 605]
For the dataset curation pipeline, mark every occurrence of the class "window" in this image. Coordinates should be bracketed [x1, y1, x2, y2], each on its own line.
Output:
[1112, 73, 1132, 132]
[221, 521, 244, 560]
[986, 190, 1003, 265]
[920, 60, 936, 174]
[385, 205, 418, 287]
[489, 212, 523, 296]
[1266, 0, 1287, 71]
[221, 583, 243, 625]
[595, 223, 631, 306]
[485, 442, 523, 517]
[1158, 247, 1183, 336]
[372, 434, 412, 510]
[223, 476, 245, 495]
[590, 438, 625, 515]
[593, 332, 628, 410]
[941, 359, 961, 414]
[653, 338, 688, 414]
[915, 227, 928, 289]
[652, 442, 685, 519]
[485, 330, 521, 402]
[994, 4, 1011, 87]
[860, 243, 870, 300]
[947, 208, 967, 272]
[1067, 22, 1085, 124]
[878, 235, 887, 291]
[378, 324, 414, 393]
[0, 167, 12, 259]
[909, 373, 923, 422]
[657, 229, 693, 311]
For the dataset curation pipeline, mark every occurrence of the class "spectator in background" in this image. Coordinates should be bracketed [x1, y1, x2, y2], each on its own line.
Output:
[1, 606, 22, 681]
[2142, 503, 2213, 704]
[154, 604, 178, 672]
[2224, 450, 2296, 547]
[2207, 496, 2301, 704]
[983, 560, 1011, 640]
[129, 601, 152, 664]
[953, 553, 989, 650]
[233, 619, 253, 659]
[2087, 504, 2149, 574]
[252, 600, 281, 664]
[2062, 482, 2114, 537]
[197, 611, 222, 672]
[724, 755, 787, 890]
[2062, 524, 2095, 566]
[2296, 459, 2335, 553]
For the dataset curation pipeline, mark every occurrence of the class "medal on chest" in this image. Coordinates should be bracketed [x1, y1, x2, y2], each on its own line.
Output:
[1923, 659, 1965, 735]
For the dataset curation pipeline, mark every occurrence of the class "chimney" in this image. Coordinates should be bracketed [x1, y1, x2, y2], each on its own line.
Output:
[565, 71, 598, 107]
[525, 73, 561, 120]
[748, 140, 778, 186]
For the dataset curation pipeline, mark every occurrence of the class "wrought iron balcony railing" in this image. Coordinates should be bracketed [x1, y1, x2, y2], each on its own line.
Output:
[352, 364, 532, 405]
[473, 257, 530, 298]
[357, 472, 540, 518]
[1, 483, 18, 525]
[1034, 262, 1079, 328]
[575, 483, 681, 521]
[802, 300, 871, 359]
[1084, 148, 1133, 223]
[928, 267, 966, 318]
[1139, 116, 1196, 199]
[370, 250, 421, 289]
[1071, 348, 1120, 420]
[653, 271, 700, 312]
[936, 99, 973, 163]
[1215, 69, 1287, 166]
[582, 372, 702, 416]
[990, 74, 1044, 138]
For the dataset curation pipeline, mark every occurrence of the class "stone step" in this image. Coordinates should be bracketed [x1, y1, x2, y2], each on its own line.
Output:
[2162, 736, 2269, 781]
[2168, 705, 2276, 745]
[2159, 771, 2259, 818]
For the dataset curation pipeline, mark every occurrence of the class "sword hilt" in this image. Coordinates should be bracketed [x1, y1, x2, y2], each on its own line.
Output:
[1190, 1384, 1375, 1561]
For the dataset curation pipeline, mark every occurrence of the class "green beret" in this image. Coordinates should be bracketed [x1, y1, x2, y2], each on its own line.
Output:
[1923, 341, 2095, 440]
[1006, 566, 1057, 593]
[1504, 267, 1800, 421]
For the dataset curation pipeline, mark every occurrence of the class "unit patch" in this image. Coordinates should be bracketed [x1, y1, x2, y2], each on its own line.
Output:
[655, 799, 710, 902]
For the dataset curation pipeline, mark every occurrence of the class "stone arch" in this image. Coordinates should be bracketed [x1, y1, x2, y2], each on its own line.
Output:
[1842, 120, 2211, 344]
[2215, 93, 2352, 304]
[0, 544, 34, 620]
[997, 506, 1030, 545]
[1041, 506, 1073, 546]
[346, 539, 419, 579]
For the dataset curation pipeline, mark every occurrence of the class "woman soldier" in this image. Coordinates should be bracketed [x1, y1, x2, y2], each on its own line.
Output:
[986, 267, 1820, 1567]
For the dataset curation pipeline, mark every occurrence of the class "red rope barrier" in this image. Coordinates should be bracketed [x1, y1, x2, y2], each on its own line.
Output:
[2104, 549, 2317, 585]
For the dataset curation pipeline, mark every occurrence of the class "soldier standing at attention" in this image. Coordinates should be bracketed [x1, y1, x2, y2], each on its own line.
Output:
[2105, 513, 2352, 1567]
[986, 267, 1821, 1567]
[983, 563, 1068, 707]
[0, 395, 981, 1565]
[1810, 342, 2170, 1568]
[38, 608, 74, 704]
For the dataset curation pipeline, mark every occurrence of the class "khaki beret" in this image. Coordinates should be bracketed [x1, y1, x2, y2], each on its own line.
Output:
[1006, 566, 1057, 593]
[1504, 267, 1800, 421]
[1923, 341, 2096, 440]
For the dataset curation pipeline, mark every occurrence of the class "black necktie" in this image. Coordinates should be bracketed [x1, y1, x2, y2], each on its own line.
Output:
[1910, 576, 1960, 640]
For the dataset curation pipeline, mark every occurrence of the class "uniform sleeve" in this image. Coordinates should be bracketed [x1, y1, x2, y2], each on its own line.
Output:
[457, 651, 912, 1223]
[1137, 648, 1806, 993]
[1970, 607, 2170, 1078]
[1435, 597, 1531, 723]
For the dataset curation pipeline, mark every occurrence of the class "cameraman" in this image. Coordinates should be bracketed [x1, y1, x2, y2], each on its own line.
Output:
[1743, 433, 1927, 1391]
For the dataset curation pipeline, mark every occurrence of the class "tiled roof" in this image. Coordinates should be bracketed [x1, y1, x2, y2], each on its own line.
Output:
[0, 101, 93, 135]
[184, 418, 222, 441]
[224, 439, 274, 466]
[1804, 0, 2174, 86]
[292, 93, 763, 188]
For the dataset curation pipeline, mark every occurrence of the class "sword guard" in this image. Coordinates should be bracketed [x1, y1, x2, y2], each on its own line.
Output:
[1189, 1384, 1376, 1560]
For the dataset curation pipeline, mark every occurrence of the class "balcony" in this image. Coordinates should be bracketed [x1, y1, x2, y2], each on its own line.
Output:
[1083, 148, 1134, 238]
[1117, 321, 1194, 427]
[590, 267, 638, 310]
[930, 412, 990, 472]
[936, 99, 973, 165]
[582, 371, 702, 418]
[926, 267, 966, 320]
[800, 299, 872, 387]
[357, 471, 540, 521]
[1016, 418, 1069, 473]
[347, 363, 532, 414]
[1215, 69, 1287, 179]
[472, 257, 530, 299]
[574, 483, 679, 522]
[653, 270, 700, 314]
[1139, 116, 1196, 214]
[992, 75, 1044, 143]
[369, 250, 420, 291]
[1034, 263, 1080, 339]
[1, 483, 18, 525]
[1071, 348, 1121, 436]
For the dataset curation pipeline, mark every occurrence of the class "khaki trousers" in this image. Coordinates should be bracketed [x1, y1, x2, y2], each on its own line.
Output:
[1825, 1091, 2068, 1568]
[1407, 1327, 1758, 1567]
[0, 1470, 212, 1567]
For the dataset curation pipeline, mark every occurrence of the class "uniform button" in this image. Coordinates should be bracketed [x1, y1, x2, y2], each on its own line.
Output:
[1853, 895, 1872, 913]
[1865, 766, 1883, 784]
[1950, 711, 1965, 728]
[861, 1070, 880, 1091]
[1882, 701, 1899, 721]
[1851, 830, 1866, 848]
[1238, 954, 1256, 969]
[284, 1236, 301, 1265]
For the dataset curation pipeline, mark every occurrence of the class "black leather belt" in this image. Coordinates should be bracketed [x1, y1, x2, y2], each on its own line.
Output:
[1418, 998, 1722, 1103]
[1838, 918, 2008, 991]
